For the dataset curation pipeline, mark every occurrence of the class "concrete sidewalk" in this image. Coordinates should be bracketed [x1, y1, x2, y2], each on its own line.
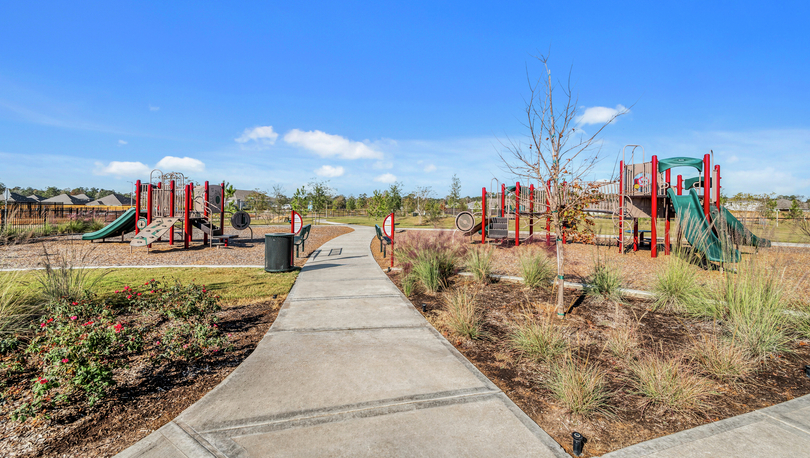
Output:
[116, 225, 568, 457]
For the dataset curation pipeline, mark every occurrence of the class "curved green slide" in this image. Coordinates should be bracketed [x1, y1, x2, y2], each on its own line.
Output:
[667, 188, 740, 263]
[711, 205, 771, 248]
[82, 207, 138, 241]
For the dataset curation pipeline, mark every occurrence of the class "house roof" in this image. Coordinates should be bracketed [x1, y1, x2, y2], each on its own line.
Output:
[72, 193, 91, 202]
[42, 193, 86, 205]
[1, 192, 37, 203]
[776, 199, 809, 211]
[26, 194, 45, 202]
[86, 193, 133, 206]
[229, 189, 258, 202]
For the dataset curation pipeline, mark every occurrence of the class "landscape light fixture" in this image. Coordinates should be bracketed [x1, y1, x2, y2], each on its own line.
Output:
[805, 365, 810, 379]
[421, 304, 427, 313]
[572, 432, 584, 456]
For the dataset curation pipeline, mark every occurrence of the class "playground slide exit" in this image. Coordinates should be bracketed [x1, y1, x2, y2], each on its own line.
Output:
[666, 188, 740, 263]
[81, 207, 138, 241]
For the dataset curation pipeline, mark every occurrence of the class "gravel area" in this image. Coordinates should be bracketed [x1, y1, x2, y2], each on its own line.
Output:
[0, 225, 353, 269]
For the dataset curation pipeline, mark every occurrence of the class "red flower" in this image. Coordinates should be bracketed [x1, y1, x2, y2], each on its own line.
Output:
[202, 289, 207, 293]
[144, 282, 149, 286]
[137, 293, 141, 296]
[127, 295, 132, 299]
[72, 302, 78, 306]
[39, 378, 47, 384]
[150, 290, 155, 293]
[114, 323, 123, 333]
[40, 322, 47, 328]
[70, 315, 78, 320]
[62, 358, 69, 363]
[47, 318, 54, 323]
[83, 321, 94, 326]
[115, 290, 119, 293]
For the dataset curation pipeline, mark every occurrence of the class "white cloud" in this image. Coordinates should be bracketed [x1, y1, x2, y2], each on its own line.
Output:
[236, 126, 279, 146]
[423, 164, 436, 172]
[283, 129, 383, 160]
[373, 161, 393, 169]
[315, 165, 345, 177]
[155, 156, 206, 173]
[575, 105, 628, 125]
[149, 105, 160, 111]
[94, 161, 150, 177]
[374, 173, 397, 183]
[118, 139, 127, 145]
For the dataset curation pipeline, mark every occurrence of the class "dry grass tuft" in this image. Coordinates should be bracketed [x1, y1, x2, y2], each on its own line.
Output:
[546, 357, 612, 416]
[690, 334, 755, 381]
[630, 353, 715, 414]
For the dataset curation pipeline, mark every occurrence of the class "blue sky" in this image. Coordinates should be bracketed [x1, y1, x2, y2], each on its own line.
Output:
[1, 1, 808, 198]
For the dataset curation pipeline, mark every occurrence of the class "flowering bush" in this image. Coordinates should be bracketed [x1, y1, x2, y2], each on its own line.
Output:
[5, 277, 229, 422]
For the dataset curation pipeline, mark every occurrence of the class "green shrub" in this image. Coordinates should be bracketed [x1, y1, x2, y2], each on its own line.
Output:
[443, 288, 483, 340]
[509, 315, 568, 363]
[519, 250, 554, 288]
[402, 274, 418, 296]
[630, 354, 714, 413]
[57, 219, 88, 234]
[546, 358, 611, 415]
[466, 245, 494, 284]
[396, 232, 465, 293]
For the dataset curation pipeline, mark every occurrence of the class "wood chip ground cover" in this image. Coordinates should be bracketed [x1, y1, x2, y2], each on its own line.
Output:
[371, 235, 810, 457]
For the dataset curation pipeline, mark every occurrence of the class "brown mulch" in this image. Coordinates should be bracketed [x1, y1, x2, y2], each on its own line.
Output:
[0, 225, 354, 269]
[387, 273, 810, 457]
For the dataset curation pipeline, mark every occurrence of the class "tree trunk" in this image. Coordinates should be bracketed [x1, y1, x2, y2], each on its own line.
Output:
[555, 233, 565, 317]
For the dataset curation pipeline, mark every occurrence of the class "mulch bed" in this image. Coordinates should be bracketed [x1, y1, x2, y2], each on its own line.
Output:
[369, 233, 810, 457]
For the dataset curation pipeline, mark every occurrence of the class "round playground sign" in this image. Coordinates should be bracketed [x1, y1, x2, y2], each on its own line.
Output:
[291, 211, 303, 235]
[382, 213, 395, 237]
[231, 211, 251, 231]
[136, 218, 148, 230]
[455, 211, 475, 232]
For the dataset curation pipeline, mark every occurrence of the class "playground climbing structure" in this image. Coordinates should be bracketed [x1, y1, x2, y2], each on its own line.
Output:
[455, 145, 769, 264]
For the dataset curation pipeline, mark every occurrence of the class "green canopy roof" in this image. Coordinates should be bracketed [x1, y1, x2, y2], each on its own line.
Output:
[657, 157, 703, 173]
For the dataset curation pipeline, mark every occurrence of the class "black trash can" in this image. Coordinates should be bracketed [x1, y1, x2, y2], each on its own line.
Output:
[265, 233, 294, 272]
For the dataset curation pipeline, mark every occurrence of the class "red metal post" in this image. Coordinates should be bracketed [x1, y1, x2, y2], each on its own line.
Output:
[390, 213, 395, 268]
[677, 175, 683, 196]
[481, 187, 487, 244]
[204, 181, 210, 245]
[156, 182, 162, 242]
[291, 210, 294, 233]
[147, 184, 153, 248]
[529, 184, 534, 237]
[515, 182, 520, 246]
[184, 184, 191, 249]
[169, 180, 175, 245]
[618, 161, 624, 252]
[651, 155, 658, 258]
[633, 219, 639, 251]
[561, 181, 567, 245]
[189, 183, 194, 243]
[134, 179, 141, 235]
[703, 154, 711, 221]
[714, 165, 721, 211]
[501, 183, 505, 218]
[665, 169, 671, 255]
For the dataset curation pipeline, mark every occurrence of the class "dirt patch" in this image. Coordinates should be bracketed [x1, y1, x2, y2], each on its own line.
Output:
[386, 271, 810, 457]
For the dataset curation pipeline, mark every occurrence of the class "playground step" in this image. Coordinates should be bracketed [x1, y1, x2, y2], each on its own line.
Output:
[130, 217, 181, 248]
[191, 217, 222, 236]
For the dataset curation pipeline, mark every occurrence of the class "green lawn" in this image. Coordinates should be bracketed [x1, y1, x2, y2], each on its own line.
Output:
[2, 267, 297, 308]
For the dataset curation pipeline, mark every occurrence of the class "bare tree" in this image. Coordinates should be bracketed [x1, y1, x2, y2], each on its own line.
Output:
[413, 186, 434, 225]
[499, 55, 628, 318]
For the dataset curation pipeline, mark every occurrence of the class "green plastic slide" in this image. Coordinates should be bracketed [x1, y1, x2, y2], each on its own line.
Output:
[711, 205, 771, 248]
[81, 207, 138, 241]
[666, 188, 739, 263]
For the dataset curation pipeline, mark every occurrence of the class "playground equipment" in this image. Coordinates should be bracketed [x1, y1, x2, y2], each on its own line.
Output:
[456, 146, 770, 264]
[81, 207, 138, 241]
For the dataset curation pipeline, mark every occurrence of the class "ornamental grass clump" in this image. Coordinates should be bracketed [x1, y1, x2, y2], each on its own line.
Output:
[690, 334, 755, 381]
[605, 325, 637, 359]
[396, 231, 466, 293]
[442, 288, 484, 340]
[546, 358, 612, 416]
[652, 254, 706, 312]
[630, 353, 715, 414]
[0, 270, 38, 338]
[34, 242, 109, 304]
[465, 245, 494, 284]
[587, 261, 623, 303]
[509, 314, 568, 363]
[519, 250, 554, 288]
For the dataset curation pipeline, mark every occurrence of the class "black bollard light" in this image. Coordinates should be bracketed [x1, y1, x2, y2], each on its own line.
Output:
[572, 432, 584, 456]
[805, 365, 810, 379]
[273, 294, 277, 299]
[421, 303, 427, 313]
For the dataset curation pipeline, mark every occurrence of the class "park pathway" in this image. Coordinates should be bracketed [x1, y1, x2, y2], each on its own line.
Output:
[116, 226, 568, 457]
